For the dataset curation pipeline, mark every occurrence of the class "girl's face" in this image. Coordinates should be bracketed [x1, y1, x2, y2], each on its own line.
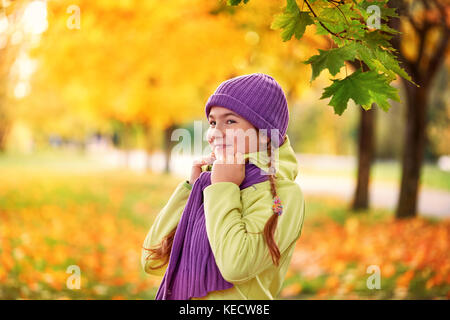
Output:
[206, 106, 269, 160]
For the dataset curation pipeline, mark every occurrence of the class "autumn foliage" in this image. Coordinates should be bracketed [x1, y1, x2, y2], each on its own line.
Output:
[0, 161, 448, 299]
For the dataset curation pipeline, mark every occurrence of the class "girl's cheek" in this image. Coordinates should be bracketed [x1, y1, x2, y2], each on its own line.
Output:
[232, 136, 237, 154]
[234, 134, 247, 154]
[206, 129, 215, 147]
[231, 135, 239, 156]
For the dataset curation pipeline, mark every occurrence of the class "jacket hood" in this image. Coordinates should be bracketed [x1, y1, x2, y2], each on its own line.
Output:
[243, 134, 299, 181]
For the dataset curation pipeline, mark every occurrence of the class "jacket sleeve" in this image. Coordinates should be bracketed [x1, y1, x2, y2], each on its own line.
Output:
[141, 180, 192, 277]
[203, 181, 305, 284]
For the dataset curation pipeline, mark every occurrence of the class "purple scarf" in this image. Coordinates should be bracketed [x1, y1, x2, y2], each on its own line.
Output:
[155, 162, 269, 300]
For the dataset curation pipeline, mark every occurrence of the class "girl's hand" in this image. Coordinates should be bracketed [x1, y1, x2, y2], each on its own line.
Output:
[211, 152, 245, 186]
[189, 152, 216, 185]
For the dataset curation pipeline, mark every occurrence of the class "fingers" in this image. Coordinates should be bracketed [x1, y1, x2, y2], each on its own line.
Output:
[215, 151, 244, 165]
[193, 153, 216, 166]
[235, 151, 244, 165]
[206, 152, 216, 165]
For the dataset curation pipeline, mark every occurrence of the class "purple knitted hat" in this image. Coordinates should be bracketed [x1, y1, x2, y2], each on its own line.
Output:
[205, 73, 289, 148]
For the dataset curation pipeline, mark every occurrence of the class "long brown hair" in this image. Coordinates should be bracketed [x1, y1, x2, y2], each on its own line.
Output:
[143, 140, 283, 269]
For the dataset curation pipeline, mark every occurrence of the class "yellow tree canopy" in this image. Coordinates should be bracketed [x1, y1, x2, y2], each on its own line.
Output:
[17, 0, 319, 139]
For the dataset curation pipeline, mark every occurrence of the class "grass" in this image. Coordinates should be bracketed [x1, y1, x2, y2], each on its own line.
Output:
[0, 151, 449, 300]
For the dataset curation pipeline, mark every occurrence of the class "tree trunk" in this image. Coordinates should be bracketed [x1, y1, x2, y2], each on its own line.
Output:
[396, 83, 428, 218]
[0, 113, 11, 153]
[0, 123, 9, 152]
[143, 123, 154, 172]
[164, 124, 177, 174]
[352, 107, 376, 211]
[123, 122, 133, 168]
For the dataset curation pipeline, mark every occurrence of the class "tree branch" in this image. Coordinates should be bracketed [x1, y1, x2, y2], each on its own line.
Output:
[420, 0, 430, 11]
[424, 25, 450, 87]
[407, 15, 420, 33]
[304, 0, 357, 41]
[417, 0, 450, 86]
[430, 0, 449, 29]
[415, 25, 429, 67]
[387, 0, 418, 80]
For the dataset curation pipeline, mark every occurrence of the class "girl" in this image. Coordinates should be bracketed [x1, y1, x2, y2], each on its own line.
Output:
[141, 73, 306, 300]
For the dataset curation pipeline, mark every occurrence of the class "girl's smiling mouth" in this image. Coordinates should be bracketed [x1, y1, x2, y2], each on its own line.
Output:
[214, 144, 232, 149]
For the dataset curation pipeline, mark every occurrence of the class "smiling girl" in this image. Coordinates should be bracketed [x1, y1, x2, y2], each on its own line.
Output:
[141, 73, 306, 300]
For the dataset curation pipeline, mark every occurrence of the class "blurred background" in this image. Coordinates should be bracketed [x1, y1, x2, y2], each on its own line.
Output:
[0, 0, 449, 299]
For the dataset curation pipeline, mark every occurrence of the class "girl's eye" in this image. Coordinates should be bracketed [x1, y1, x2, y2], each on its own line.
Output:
[209, 119, 236, 126]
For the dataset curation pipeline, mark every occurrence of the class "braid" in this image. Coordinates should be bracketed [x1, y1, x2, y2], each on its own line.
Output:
[143, 141, 284, 269]
[263, 141, 282, 266]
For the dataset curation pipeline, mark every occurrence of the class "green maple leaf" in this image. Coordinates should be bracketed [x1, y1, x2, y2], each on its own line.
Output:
[320, 70, 400, 115]
[271, 0, 313, 41]
[227, 0, 250, 5]
[363, 30, 393, 49]
[358, 0, 399, 20]
[380, 24, 401, 35]
[314, 3, 361, 36]
[354, 43, 416, 85]
[371, 49, 415, 84]
[314, 16, 345, 36]
[304, 43, 358, 81]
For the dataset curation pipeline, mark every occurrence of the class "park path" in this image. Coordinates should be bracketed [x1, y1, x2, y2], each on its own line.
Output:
[89, 148, 450, 220]
[293, 153, 450, 220]
[296, 174, 450, 220]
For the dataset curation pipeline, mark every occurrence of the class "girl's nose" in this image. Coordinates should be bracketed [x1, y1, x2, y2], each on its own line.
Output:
[208, 127, 224, 143]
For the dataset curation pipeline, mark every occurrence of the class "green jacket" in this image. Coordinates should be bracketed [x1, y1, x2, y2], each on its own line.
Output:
[141, 134, 306, 300]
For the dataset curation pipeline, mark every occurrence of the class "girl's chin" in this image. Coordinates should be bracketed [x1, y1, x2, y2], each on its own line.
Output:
[212, 146, 249, 153]
[213, 146, 236, 158]
[213, 145, 234, 153]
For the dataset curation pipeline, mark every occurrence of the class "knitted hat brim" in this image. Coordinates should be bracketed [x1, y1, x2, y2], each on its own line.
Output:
[205, 93, 285, 148]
